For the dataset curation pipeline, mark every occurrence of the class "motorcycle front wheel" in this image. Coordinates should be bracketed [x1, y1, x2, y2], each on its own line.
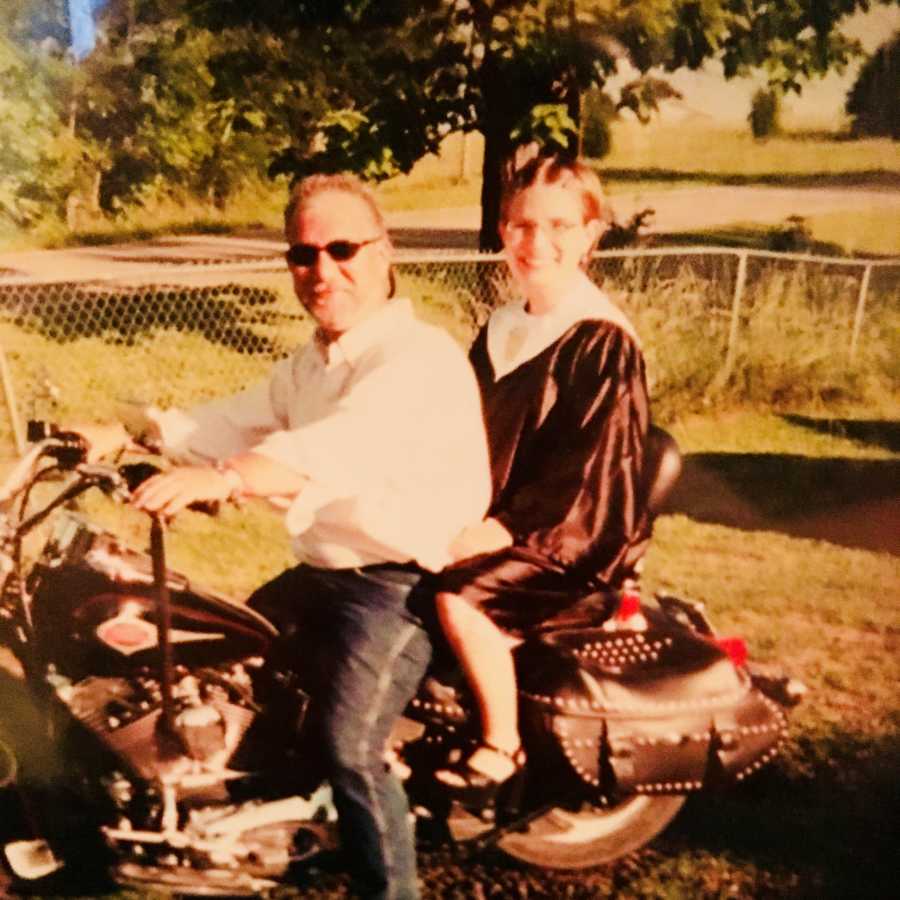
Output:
[494, 795, 685, 869]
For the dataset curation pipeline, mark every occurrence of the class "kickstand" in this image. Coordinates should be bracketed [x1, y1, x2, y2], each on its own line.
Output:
[465, 801, 557, 857]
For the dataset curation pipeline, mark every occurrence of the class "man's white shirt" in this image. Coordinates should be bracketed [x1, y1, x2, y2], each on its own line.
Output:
[151, 298, 490, 571]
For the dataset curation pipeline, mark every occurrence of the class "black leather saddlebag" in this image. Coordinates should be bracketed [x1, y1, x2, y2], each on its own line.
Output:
[515, 597, 789, 798]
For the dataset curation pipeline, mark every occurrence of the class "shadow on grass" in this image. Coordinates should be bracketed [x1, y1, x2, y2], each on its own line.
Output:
[665, 451, 899, 554]
[390, 227, 480, 250]
[601, 168, 900, 190]
[0, 670, 119, 898]
[658, 729, 900, 899]
[72, 220, 258, 246]
[781, 415, 900, 453]
[0, 281, 295, 355]
[652, 227, 848, 257]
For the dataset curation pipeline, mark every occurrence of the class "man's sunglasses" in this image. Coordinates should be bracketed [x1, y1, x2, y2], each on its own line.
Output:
[285, 237, 381, 268]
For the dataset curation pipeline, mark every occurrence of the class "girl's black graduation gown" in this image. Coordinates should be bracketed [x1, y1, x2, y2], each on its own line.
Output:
[441, 318, 651, 637]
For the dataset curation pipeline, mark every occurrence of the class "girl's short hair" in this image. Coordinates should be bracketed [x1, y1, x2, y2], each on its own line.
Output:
[284, 173, 387, 237]
[501, 154, 607, 225]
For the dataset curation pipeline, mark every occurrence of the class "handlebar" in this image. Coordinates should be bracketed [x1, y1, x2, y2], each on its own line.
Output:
[25, 420, 90, 468]
[2, 421, 221, 519]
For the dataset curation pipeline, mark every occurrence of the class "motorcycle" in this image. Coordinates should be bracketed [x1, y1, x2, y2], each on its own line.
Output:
[0, 421, 804, 895]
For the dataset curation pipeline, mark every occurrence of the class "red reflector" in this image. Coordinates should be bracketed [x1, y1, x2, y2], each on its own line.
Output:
[100, 621, 153, 649]
[716, 637, 748, 668]
[617, 592, 641, 620]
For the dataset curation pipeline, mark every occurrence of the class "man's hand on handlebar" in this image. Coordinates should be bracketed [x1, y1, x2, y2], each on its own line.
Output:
[132, 466, 236, 517]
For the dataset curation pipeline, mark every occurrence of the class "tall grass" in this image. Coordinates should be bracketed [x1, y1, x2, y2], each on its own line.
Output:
[601, 124, 900, 182]
[603, 255, 898, 420]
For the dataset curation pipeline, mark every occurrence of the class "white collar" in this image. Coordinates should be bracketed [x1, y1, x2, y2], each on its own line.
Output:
[316, 297, 414, 366]
[487, 279, 638, 378]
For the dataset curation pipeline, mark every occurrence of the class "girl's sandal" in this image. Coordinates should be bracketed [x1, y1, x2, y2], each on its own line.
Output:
[435, 741, 526, 809]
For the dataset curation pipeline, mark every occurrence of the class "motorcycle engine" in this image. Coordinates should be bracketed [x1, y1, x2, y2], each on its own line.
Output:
[51, 664, 258, 783]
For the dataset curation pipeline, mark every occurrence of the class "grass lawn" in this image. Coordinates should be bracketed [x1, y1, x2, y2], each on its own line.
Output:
[801, 208, 900, 257]
[602, 124, 900, 184]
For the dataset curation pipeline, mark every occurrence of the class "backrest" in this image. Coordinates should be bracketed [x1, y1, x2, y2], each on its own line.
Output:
[643, 425, 682, 518]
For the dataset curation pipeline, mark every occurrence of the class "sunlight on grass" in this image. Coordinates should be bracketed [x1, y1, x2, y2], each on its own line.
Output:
[603, 125, 900, 180]
[802, 208, 900, 256]
[666, 410, 899, 458]
[45, 178, 290, 250]
[377, 175, 481, 211]
[375, 173, 679, 212]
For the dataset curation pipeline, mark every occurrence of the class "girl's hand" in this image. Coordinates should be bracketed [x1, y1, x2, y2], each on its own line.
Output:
[449, 517, 513, 562]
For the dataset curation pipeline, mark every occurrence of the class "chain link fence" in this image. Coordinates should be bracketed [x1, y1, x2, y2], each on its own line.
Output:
[1, 248, 897, 455]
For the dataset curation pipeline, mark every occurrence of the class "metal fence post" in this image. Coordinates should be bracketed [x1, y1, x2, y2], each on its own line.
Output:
[722, 251, 748, 382]
[0, 341, 25, 455]
[849, 263, 872, 363]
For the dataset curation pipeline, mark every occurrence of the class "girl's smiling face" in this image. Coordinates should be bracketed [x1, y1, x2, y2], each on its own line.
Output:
[500, 182, 602, 297]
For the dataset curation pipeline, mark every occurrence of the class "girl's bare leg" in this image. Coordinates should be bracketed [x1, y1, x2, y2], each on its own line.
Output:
[436, 591, 521, 781]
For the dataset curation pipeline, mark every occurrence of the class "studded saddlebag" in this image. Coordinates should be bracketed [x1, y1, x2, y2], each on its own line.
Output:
[515, 600, 788, 798]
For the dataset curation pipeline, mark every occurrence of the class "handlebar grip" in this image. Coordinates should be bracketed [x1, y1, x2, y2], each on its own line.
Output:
[27, 420, 90, 467]
[188, 499, 221, 516]
[27, 420, 87, 447]
[26, 420, 55, 443]
[120, 462, 162, 492]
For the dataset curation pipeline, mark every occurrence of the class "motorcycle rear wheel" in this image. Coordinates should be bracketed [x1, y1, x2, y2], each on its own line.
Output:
[495, 795, 685, 869]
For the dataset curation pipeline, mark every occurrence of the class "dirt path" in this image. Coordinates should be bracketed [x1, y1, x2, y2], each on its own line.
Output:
[385, 183, 900, 249]
[0, 184, 897, 277]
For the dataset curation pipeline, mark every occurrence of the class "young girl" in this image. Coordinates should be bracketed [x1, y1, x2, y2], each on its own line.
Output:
[436, 154, 649, 799]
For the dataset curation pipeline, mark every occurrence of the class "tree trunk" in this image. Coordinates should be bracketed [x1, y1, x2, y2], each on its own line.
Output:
[89, 169, 102, 214]
[566, 0, 582, 154]
[478, 120, 508, 252]
[477, 36, 516, 253]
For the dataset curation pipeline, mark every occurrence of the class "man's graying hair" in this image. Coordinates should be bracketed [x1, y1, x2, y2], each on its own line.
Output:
[284, 173, 388, 238]
[284, 173, 396, 298]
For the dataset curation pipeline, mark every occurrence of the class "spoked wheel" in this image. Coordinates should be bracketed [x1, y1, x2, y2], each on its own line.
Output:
[494, 795, 685, 869]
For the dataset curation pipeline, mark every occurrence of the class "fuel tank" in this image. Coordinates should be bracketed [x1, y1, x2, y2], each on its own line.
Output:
[28, 514, 277, 679]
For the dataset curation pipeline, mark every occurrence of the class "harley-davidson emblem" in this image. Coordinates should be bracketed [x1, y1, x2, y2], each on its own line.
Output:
[95, 600, 226, 655]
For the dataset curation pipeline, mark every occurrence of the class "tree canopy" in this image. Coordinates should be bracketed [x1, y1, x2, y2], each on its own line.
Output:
[1, 0, 894, 244]
[184, 0, 894, 248]
[846, 30, 899, 138]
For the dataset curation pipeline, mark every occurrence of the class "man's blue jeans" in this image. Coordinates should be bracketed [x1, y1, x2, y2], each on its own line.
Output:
[248, 563, 432, 900]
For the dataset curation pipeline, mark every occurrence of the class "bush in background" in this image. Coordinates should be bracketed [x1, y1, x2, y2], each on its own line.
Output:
[580, 88, 615, 159]
[846, 31, 900, 139]
[749, 88, 781, 139]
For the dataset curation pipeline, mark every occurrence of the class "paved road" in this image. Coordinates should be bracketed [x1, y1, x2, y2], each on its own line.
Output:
[0, 184, 897, 280]
[387, 183, 900, 249]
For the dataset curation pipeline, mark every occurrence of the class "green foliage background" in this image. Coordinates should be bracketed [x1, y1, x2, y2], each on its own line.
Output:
[0, 0, 893, 247]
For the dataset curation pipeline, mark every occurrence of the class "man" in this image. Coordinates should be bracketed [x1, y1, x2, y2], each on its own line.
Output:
[84, 174, 491, 899]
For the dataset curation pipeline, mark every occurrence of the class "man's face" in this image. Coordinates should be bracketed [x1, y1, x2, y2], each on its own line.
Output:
[287, 190, 392, 340]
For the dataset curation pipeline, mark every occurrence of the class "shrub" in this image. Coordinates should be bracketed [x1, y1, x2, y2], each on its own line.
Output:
[580, 88, 615, 159]
[749, 88, 781, 139]
[846, 32, 900, 139]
